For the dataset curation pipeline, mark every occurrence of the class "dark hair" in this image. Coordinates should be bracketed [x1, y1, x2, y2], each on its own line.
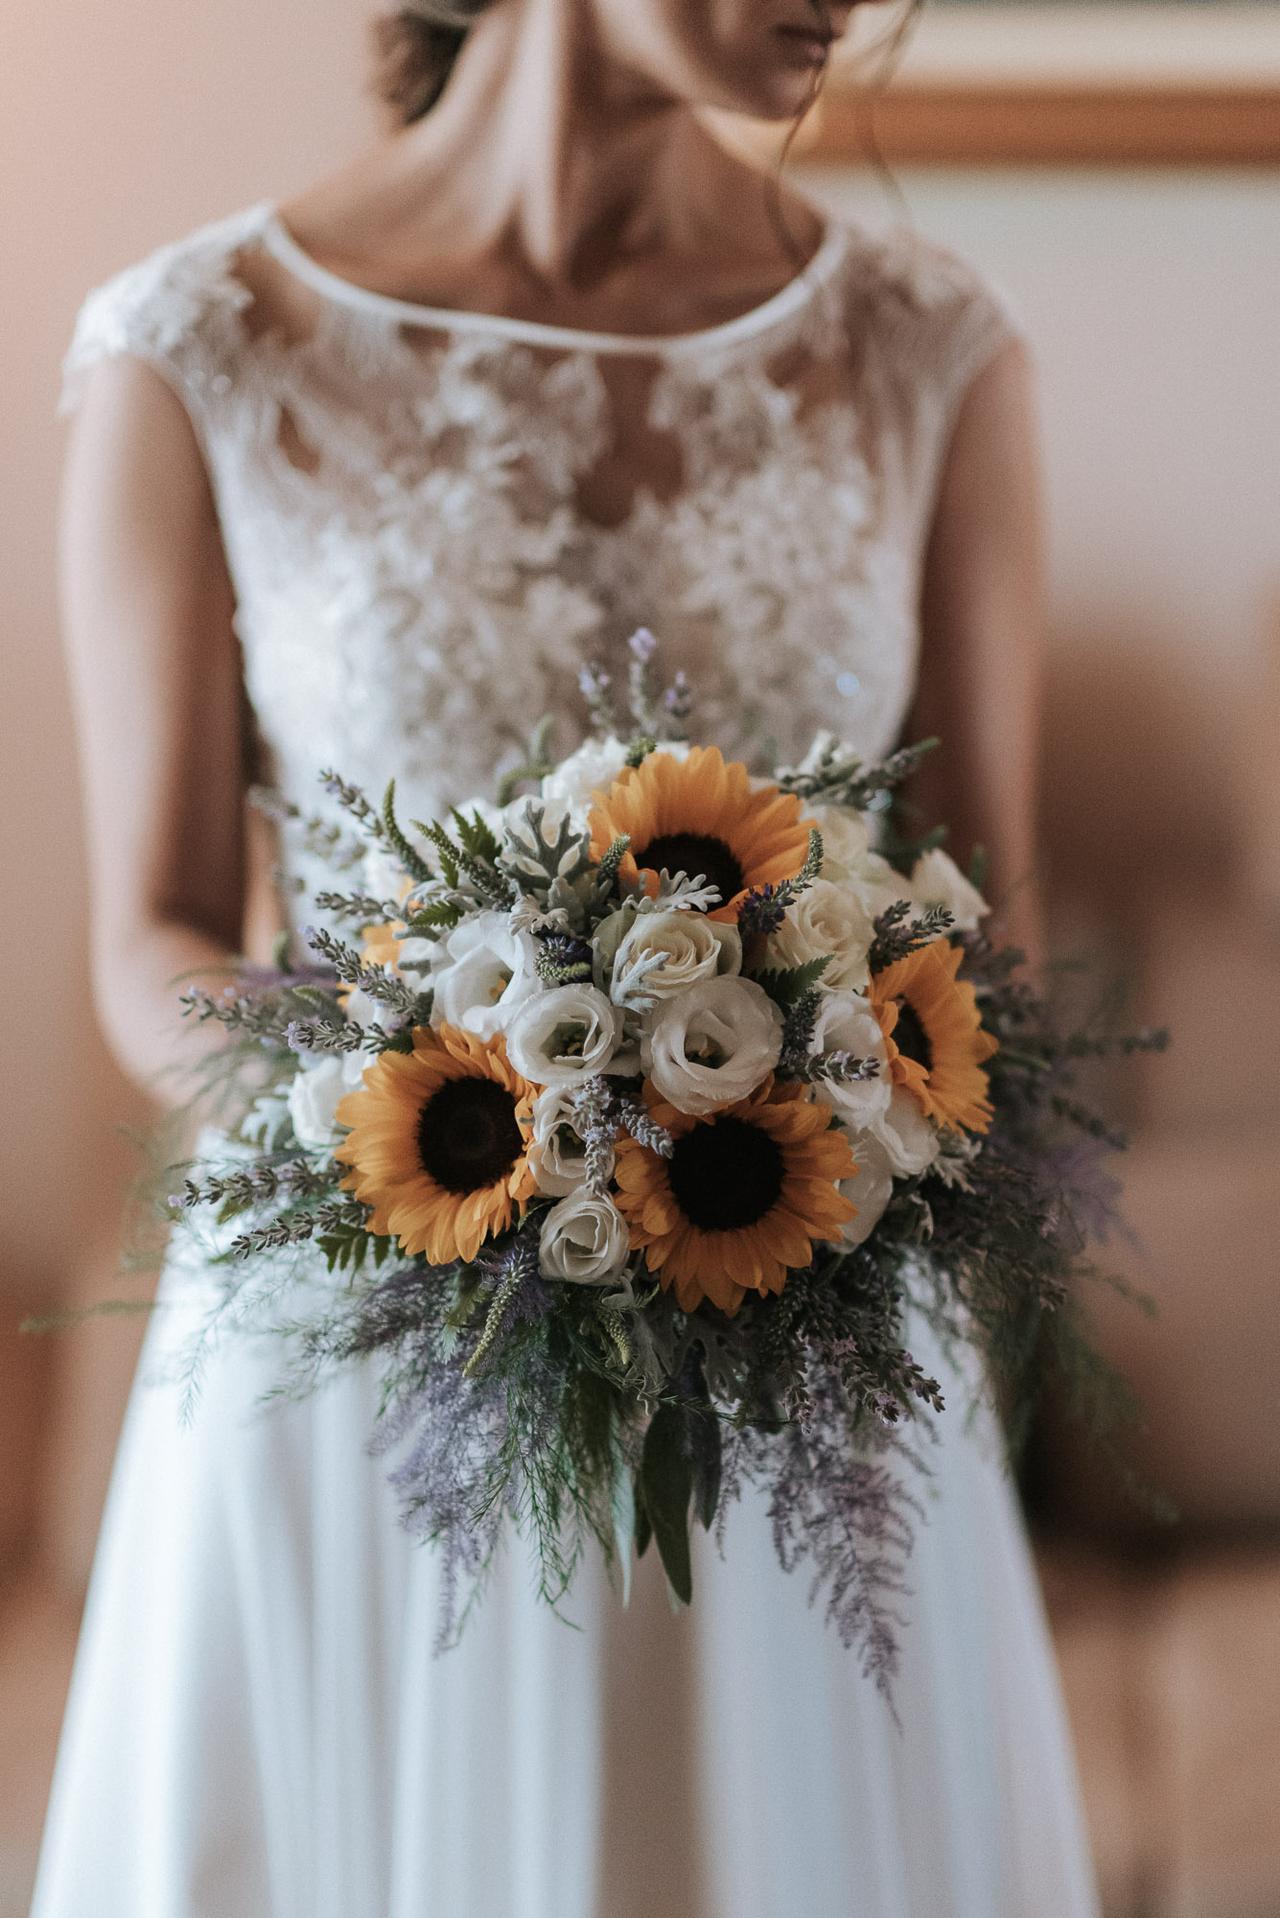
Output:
[375, 3, 498, 124]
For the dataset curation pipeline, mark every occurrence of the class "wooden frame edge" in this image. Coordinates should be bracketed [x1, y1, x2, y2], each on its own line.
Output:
[809, 81, 1280, 169]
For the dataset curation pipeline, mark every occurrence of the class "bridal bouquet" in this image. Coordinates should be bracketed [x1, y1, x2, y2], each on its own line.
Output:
[173, 633, 1161, 1684]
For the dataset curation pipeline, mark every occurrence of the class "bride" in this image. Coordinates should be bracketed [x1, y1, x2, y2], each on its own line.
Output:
[35, 1, 1099, 1912]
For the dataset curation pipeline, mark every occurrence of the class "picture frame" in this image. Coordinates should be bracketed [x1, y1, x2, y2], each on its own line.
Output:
[812, 4, 1280, 167]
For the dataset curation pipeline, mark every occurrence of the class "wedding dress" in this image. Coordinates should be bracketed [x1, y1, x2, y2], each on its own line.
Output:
[33, 202, 1099, 1917]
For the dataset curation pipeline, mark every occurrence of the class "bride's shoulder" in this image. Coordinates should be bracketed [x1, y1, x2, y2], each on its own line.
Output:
[60, 203, 270, 414]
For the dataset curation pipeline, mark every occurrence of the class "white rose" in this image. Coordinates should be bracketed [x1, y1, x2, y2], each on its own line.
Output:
[806, 801, 875, 881]
[643, 976, 783, 1116]
[606, 909, 741, 1007]
[429, 911, 538, 1039]
[804, 804, 909, 919]
[910, 848, 989, 934]
[808, 991, 892, 1130]
[839, 1129, 897, 1246]
[506, 982, 627, 1087]
[846, 850, 911, 923]
[540, 737, 630, 822]
[287, 1050, 369, 1151]
[872, 1086, 940, 1177]
[539, 1190, 631, 1285]
[527, 1085, 607, 1196]
[769, 879, 877, 992]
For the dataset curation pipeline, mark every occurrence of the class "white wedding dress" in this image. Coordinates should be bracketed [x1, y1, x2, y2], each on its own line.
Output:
[34, 202, 1099, 1917]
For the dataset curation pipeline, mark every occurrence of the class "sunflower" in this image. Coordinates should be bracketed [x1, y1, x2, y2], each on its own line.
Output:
[588, 747, 814, 924]
[614, 1080, 856, 1315]
[334, 1024, 537, 1264]
[868, 938, 998, 1134]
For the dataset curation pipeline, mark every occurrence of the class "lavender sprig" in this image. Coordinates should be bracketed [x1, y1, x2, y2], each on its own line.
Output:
[535, 932, 595, 986]
[465, 1228, 551, 1377]
[789, 1052, 883, 1089]
[626, 626, 661, 738]
[227, 1199, 368, 1261]
[662, 668, 693, 739]
[579, 661, 619, 735]
[319, 768, 388, 843]
[172, 1158, 336, 1213]
[303, 926, 422, 1019]
[613, 1093, 675, 1159]
[737, 829, 824, 939]
[312, 889, 403, 925]
[867, 900, 954, 975]
[571, 1076, 622, 1194]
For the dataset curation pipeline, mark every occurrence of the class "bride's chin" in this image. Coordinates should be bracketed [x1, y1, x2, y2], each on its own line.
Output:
[709, 67, 828, 126]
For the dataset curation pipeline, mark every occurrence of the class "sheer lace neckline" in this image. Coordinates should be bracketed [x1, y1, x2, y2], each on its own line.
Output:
[258, 204, 849, 359]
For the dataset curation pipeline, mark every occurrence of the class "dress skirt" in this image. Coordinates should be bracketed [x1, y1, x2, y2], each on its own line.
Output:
[31, 1241, 1099, 1918]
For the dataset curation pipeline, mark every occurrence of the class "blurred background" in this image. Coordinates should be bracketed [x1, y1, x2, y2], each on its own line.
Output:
[1, 4, 1277, 1913]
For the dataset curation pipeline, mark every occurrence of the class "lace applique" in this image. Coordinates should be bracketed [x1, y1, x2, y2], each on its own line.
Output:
[61, 205, 1017, 916]
[59, 204, 267, 427]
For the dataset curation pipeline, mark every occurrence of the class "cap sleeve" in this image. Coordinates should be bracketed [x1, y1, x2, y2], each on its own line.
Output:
[58, 206, 265, 443]
[880, 229, 1022, 433]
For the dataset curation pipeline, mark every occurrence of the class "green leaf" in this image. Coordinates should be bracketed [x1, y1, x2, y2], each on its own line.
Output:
[633, 1472, 653, 1559]
[593, 834, 631, 892]
[609, 1431, 636, 1607]
[748, 954, 832, 1010]
[403, 899, 463, 935]
[452, 806, 501, 867]
[639, 1402, 693, 1605]
[688, 1405, 723, 1532]
[381, 780, 434, 884]
[414, 818, 460, 890]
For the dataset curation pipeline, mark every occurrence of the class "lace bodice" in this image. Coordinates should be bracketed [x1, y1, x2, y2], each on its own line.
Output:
[62, 200, 1015, 887]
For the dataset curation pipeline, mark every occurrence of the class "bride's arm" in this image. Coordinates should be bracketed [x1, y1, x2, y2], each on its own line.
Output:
[908, 339, 1046, 967]
[60, 359, 248, 1098]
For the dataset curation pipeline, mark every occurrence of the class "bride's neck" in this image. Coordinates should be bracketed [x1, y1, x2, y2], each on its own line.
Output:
[313, 4, 763, 289]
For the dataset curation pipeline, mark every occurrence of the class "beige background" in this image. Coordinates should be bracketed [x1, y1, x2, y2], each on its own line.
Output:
[1, 4, 1278, 1914]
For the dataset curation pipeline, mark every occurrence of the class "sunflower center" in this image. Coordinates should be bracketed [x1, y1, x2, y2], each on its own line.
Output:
[667, 1116, 785, 1232]
[892, 1001, 933, 1073]
[417, 1077, 524, 1195]
[637, 833, 745, 911]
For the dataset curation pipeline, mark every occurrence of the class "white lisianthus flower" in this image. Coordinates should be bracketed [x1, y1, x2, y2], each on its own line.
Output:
[507, 983, 627, 1087]
[527, 1085, 605, 1196]
[643, 976, 783, 1116]
[538, 1189, 631, 1285]
[808, 991, 892, 1131]
[287, 1050, 370, 1151]
[362, 842, 410, 905]
[393, 934, 437, 976]
[429, 911, 539, 1039]
[872, 1086, 940, 1177]
[606, 909, 742, 1008]
[769, 879, 877, 992]
[838, 1129, 897, 1246]
[342, 987, 380, 1031]
[540, 737, 630, 822]
[909, 848, 989, 934]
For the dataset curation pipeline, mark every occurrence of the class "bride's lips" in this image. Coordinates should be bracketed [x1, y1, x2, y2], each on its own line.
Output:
[774, 22, 836, 66]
